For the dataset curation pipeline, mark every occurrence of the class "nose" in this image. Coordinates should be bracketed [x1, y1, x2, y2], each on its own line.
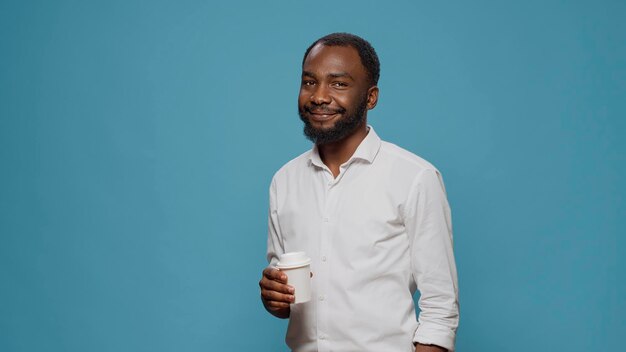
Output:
[310, 85, 331, 105]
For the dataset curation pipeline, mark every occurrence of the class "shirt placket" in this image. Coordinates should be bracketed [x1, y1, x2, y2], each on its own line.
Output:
[316, 168, 340, 352]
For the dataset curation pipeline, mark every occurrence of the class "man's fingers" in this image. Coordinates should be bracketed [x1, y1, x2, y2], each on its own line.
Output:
[261, 288, 295, 305]
[260, 268, 295, 304]
[265, 300, 291, 309]
[260, 275, 294, 294]
[260, 267, 294, 294]
[263, 267, 288, 283]
[259, 267, 295, 308]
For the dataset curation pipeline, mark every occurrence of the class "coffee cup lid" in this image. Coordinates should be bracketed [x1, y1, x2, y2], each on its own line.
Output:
[276, 251, 311, 269]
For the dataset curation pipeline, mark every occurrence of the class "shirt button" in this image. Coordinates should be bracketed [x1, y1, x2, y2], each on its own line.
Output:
[323, 217, 329, 222]
[321, 256, 327, 262]
[319, 295, 325, 301]
[319, 335, 326, 340]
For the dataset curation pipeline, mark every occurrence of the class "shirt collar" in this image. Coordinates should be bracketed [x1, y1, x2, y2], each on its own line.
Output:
[309, 125, 381, 168]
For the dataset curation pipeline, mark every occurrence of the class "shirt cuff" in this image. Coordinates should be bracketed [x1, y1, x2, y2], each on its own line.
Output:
[413, 322, 456, 351]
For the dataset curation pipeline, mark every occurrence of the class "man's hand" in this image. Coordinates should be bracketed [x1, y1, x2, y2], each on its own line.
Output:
[415, 343, 447, 352]
[259, 267, 294, 319]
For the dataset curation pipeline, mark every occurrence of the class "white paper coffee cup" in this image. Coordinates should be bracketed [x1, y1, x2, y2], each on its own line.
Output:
[276, 252, 312, 304]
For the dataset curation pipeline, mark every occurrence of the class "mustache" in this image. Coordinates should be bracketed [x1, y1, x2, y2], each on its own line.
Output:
[304, 105, 346, 114]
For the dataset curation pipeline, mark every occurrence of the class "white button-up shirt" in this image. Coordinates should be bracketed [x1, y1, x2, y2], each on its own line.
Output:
[267, 127, 459, 352]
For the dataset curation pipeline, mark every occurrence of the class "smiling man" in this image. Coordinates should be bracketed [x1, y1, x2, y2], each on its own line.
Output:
[259, 33, 459, 352]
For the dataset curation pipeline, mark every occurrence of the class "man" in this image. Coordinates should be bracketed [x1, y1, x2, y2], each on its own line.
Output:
[259, 33, 459, 352]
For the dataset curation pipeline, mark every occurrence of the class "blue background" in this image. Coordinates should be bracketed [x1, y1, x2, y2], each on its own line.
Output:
[1, 1, 624, 351]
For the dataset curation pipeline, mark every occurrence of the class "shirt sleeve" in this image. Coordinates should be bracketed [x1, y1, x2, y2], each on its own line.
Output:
[404, 168, 459, 351]
[266, 176, 284, 268]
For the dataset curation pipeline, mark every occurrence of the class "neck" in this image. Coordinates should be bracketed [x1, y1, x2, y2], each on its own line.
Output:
[317, 121, 369, 178]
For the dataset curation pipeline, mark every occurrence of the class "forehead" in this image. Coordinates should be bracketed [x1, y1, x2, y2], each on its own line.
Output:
[303, 44, 367, 79]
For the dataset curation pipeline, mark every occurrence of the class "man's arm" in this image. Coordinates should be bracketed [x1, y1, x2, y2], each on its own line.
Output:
[405, 168, 459, 351]
[261, 177, 293, 318]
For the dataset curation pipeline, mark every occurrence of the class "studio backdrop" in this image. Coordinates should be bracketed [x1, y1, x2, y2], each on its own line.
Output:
[1, 1, 624, 351]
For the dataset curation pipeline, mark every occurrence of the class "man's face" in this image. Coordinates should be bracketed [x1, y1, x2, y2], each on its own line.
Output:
[298, 44, 376, 144]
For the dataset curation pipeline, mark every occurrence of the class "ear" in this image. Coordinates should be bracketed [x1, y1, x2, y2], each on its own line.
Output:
[366, 86, 379, 110]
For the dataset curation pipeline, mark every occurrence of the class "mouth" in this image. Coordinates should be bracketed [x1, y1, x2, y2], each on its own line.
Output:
[309, 112, 339, 122]
[305, 107, 343, 122]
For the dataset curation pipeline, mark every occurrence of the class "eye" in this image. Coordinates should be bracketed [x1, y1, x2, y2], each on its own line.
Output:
[302, 80, 316, 86]
[331, 82, 348, 88]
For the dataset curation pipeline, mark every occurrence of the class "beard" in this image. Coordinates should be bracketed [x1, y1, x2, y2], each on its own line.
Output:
[299, 94, 369, 145]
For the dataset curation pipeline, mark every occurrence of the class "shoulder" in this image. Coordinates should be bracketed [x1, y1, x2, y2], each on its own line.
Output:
[377, 141, 450, 212]
[378, 140, 440, 175]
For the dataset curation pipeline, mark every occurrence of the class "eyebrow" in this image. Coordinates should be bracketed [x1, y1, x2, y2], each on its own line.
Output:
[302, 71, 354, 80]
[329, 72, 354, 80]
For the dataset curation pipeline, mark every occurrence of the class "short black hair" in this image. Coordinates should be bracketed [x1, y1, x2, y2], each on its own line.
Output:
[302, 32, 380, 86]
